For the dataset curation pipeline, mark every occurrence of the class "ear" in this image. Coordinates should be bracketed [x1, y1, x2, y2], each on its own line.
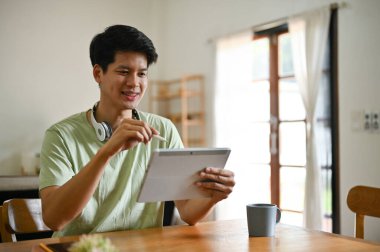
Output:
[93, 64, 103, 84]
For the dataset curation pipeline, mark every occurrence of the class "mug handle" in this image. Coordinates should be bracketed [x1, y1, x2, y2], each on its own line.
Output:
[276, 207, 281, 223]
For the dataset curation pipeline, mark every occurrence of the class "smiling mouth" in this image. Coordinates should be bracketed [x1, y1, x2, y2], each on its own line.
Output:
[122, 91, 139, 96]
[121, 91, 140, 101]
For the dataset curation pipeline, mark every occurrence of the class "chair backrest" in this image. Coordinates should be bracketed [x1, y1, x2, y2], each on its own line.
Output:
[0, 205, 12, 242]
[346, 185, 380, 239]
[1, 198, 51, 242]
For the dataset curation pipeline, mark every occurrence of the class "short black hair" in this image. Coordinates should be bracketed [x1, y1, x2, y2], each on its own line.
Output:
[89, 25, 158, 72]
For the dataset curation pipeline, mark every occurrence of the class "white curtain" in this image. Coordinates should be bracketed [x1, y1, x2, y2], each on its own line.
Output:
[288, 7, 331, 230]
[214, 31, 252, 146]
[213, 31, 253, 219]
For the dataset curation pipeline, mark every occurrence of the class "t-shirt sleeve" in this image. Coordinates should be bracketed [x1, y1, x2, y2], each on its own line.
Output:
[39, 128, 75, 190]
[166, 120, 184, 149]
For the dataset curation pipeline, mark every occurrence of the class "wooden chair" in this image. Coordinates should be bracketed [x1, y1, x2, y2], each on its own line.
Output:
[346, 185, 380, 239]
[1, 198, 51, 242]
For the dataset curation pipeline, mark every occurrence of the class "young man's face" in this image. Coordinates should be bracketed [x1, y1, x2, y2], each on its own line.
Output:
[94, 51, 148, 112]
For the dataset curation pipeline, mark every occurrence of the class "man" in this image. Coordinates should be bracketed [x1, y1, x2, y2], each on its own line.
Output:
[39, 25, 235, 237]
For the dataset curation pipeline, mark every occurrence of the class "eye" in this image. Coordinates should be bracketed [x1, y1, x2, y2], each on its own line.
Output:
[138, 72, 148, 78]
[117, 70, 128, 75]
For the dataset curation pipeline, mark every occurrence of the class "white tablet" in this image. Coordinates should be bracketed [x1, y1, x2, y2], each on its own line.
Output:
[137, 148, 231, 202]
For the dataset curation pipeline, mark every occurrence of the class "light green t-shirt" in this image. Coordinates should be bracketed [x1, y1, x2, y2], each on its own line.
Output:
[39, 110, 183, 237]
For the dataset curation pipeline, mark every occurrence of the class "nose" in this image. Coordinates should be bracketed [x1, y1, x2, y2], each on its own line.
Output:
[126, 74, 139, 88]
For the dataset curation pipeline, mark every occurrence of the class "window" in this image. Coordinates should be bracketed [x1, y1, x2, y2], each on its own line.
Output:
[215, 14, 338, 232]
[251, 31, 309, 227]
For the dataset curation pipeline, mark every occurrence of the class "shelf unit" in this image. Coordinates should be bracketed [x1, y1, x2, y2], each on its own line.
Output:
[149, 74, 206, 147]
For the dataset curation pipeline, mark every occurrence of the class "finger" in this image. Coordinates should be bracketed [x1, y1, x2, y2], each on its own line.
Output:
[136, 121, 156, 142]
[150, 127, 160, 136]
[122, 118, 153, 134]
[120, 123, 152, 143]
[196, 180, 233, 194]
[124, 131, 145, 143]
[203, 167, 235, 177]
[123, 119, 160, 143]
[140, 121, 154, 137]
[121, 117, 141, 126]
[199, 169, 235, 186]
[199, 174, 235, 187]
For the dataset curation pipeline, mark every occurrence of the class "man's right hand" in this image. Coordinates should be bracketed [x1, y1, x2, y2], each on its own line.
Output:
[103, 118, 159, 156]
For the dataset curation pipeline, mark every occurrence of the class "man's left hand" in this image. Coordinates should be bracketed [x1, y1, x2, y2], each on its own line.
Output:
[196, 167, 235, 203]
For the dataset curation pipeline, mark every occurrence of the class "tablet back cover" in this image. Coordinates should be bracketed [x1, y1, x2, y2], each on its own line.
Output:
[137, 148, 231, 202]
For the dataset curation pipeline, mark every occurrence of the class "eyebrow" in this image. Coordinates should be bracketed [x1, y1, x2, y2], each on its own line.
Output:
[116, 65, 148, 71]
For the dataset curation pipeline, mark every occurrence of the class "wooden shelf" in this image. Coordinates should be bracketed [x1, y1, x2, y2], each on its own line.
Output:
[165, 112, 203, 123]
[149, 75, 206, 147]
[151, 90, 203, 100]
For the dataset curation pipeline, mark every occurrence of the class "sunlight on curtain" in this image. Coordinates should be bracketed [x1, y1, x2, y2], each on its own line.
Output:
[214, 31, 272, 220]
[288, 6, 331, 230]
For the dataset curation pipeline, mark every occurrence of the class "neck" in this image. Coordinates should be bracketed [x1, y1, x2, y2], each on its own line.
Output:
[95, 102, 134, 129]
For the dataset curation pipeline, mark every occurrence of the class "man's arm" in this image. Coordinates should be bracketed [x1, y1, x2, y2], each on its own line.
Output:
[40, 118, 158, 231]
[175, 167, 235, 225]
[40, 148, 111, 230]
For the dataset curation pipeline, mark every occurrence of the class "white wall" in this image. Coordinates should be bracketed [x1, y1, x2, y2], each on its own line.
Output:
[338, 0, 380, 242]
[1, 0, 379, 242]
[0, 0, 159, 174]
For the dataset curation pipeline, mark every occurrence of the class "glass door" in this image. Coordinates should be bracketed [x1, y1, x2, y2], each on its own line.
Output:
[215, 28, 333, 232]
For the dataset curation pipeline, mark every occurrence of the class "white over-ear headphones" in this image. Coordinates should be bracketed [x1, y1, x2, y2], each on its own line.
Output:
[90, 103, 112, 142]
[90, 102, 140, 142]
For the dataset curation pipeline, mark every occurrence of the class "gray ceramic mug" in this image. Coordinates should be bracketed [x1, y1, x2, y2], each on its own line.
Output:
[246, 203, 281, 237]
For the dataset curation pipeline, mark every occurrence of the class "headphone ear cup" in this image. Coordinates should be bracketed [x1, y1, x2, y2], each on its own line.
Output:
[94, 122, 107, 142]
[90, 103, 113, 142]
[102, 122, 113, 141]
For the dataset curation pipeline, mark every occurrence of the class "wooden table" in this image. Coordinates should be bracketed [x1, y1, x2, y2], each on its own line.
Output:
[0, 219, 379, 252]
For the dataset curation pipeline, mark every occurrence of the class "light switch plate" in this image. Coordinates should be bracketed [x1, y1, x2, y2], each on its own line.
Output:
[371, 111, 380, 132]
[364, 110, 372, 131]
